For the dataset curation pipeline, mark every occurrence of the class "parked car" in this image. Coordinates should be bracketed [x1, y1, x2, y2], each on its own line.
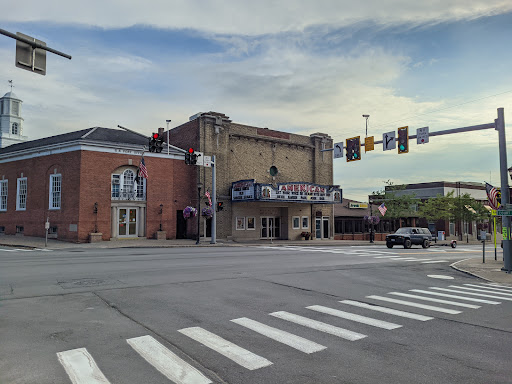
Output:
[386, 227, 433, 249]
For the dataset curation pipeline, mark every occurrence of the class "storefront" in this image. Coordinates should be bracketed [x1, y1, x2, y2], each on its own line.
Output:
[231, 179, 342, 241]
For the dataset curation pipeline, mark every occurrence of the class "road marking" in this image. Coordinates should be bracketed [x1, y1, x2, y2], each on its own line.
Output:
[306, 305, 402, 330]
[127, 335, 212, 384]
[269, 311, 367, 341]
[0, 248, 16, 252]
[468, 284, 512, 293]
[392, 258, 419, 261]
[374, 256, 402, 259]
[366, 295, 462, 314]
[429, 287, 512, 301]
[484, 283, 512, 290]
[57, 348, 111, 384]
[178, 327, 272, 370]
[410, 289, 501, 304]
[231, 317, 326, 354]
[388, 292, 480, 308]
[421, 260, 449, 264]
[449, 285, 512, 297]
[427, 275, 454, 279]
[339, 300, 434, 321]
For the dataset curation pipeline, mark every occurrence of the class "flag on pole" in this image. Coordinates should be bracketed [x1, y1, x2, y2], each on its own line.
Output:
[378, 203, 387, 216]
[485, 182, 499, 210]
[205, 190, 212, 207]
[139, 156, 149, 179]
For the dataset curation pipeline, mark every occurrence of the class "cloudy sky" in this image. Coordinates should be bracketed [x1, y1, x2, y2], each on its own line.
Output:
[2, 1, 512, 200]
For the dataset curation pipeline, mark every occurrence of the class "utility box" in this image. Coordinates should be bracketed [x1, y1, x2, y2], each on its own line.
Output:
[437, 231, 445, 241]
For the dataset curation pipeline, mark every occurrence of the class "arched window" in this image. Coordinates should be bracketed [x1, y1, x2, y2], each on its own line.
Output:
[111, 168, 146, 200]
[11, 122, 18, 135]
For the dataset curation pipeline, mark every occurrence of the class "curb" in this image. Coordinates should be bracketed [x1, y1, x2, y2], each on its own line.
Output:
[0, 243, 37, 250]
[450, 258, 492, 282]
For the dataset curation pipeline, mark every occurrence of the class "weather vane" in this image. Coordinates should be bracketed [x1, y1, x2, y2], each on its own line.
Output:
[8, 80, 14, 91]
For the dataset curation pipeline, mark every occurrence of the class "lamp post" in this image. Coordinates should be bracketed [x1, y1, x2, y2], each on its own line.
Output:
[159, 204, 163, 231]
[363, 114, 370, 137]
[93, 202, 98, 233]
[196, 182, 203, 245]
[166, 120, 171, 155]
[369, 200, 374, 243]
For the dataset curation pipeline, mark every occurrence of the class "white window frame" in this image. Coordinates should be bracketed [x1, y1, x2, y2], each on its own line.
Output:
[302, 216, 309, 229]
[246, 217, 255, 230]
[0, 180, 7, 211]
[49, 174, 62, 210]
[292, 216, 300, 229]
[16, 177, 27, 211]
[236, 217, 245, 230]
[11, 122, 18, 135]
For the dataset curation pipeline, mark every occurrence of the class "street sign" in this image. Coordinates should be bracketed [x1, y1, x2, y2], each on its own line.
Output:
[333, 142, 343, 159]
[417, 127, 429, 144]
[496, 210, 512, 216]
[195, 151, 204, 166]
[203, 155, 212, 167]
[364, 136, 374, 152]
[383, 131, 396, 151]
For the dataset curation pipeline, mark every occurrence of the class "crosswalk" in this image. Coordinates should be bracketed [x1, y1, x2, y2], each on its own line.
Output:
[55, 282, 512, 383]
[0, 247, 51, 252]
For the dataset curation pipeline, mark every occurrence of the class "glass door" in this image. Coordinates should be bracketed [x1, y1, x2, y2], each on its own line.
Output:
[315, 218, 321, 239]
[261, 217, 280, 239]
[118, 208, 137, 237]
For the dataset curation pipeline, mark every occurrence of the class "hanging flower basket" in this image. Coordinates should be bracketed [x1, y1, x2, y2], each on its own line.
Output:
[183, 206, 197, 219]
[202, 207, 214, 219]
[364, 215, 380, 225]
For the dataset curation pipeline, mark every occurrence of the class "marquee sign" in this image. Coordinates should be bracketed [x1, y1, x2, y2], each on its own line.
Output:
[231, 180, 342, 204]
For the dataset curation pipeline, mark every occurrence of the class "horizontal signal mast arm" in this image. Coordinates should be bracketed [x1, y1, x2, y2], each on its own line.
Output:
[0, 28, 72, 59]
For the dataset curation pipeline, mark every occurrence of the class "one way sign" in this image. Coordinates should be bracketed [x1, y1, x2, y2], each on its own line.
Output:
[383, 131, 396, 151]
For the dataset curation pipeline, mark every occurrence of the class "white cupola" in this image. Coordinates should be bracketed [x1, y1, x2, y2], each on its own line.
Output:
[0, 90, 28, 148]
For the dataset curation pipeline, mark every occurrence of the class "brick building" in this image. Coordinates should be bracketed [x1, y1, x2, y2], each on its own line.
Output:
[168, 112, 342, 241]
[0, 127, 197, 242]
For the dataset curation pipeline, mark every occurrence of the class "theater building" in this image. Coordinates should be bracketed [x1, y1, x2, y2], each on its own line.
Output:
[168, 112, 342, 241]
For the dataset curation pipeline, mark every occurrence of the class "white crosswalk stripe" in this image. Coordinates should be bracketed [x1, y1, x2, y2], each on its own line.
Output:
[409, 289, 501, 304]
[269, 311, 367, 341]
[429, 287, 512, 301]
[339, 300, 434, 321]
[127, 335, 212, 384]
[484, 283, 512, 290]
[231, 317, 326, 354]
[306, 305, 402, 330]
[449, 285, 512, 297]
[57, 348, 111, 384]
[467, 283, 512, 293]
[179, 327, 273, 370]
[421, 260, 449, 264]
[366, 295, 462, 314]
[388, 292, 480, 308]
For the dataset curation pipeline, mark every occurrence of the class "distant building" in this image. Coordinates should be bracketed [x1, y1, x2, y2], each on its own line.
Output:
[0, 91, 28, 148]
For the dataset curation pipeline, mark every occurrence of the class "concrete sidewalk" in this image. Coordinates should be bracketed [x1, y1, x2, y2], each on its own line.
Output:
[1, 235, 511, 286]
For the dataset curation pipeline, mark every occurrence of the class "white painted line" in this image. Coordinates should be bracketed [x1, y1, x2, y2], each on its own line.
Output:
[366, 295, 462, 314]
[450, 285, 512, 297]
[427, 275, 454, 279]
[56, 348, 111, 384]
[429, 287, 512, 301]
[388, 292, 480, 309]
[374, 256, 402, 259]
[0, 248, 15, 252]
[231, 317, 326, 354]
[392, 258, 419, 261]
[421, 260, 449, 264]
[269, 311, 366, 341]
[178, 327, 272, 370]
[410, 289, 501, 304]
[484, 283, 512, 290]
[472, 283, 512, 292]
[306, 305, 402, 330]
[127, 335, 212, 384]
[339, 300, 433, 321]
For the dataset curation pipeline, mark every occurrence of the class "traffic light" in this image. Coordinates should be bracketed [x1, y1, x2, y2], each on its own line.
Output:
[217, 202, 224, 211]
[397, 126, 409, 154]
[346, 136, 361, 162]
[185, 148, 194, 165]
[155, 134, 164, 153]
[149, 133, 159, 152]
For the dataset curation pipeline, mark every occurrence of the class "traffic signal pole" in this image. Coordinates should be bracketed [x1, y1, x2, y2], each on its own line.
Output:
[211, 155, 217, 244]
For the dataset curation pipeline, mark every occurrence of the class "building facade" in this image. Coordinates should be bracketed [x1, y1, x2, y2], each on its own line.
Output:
[168, 112, 342, 241]
[0, 91, 28, 148]
[0, 127, 196, 242]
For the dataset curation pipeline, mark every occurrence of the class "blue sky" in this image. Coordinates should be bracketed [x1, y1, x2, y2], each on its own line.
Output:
[1, 1, 512, 200]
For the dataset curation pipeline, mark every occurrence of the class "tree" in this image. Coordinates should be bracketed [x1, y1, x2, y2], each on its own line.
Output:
[372, 180, 418, 223]
[417, 191, 455, 222]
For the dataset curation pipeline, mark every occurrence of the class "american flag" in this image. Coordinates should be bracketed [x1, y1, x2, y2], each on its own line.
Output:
[138, 156, 149, 179]
[378, 203, 387, 216]
[486, 182, 500, 209]
[205, 190, 212, 207]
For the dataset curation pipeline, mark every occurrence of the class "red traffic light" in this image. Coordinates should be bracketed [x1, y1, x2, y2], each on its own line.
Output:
[188, 148, 194, 153]
[152, 133, 159, 139]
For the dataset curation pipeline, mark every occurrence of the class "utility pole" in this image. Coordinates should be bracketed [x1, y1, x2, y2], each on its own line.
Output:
[211, 156, 217, 244]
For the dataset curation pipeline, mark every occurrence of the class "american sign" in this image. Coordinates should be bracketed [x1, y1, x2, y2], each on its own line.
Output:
[258, 183, 342, 203]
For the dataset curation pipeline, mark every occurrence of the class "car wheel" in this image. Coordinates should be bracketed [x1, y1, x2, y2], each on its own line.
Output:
[386, 243, 393, 248]
[403, 239, 412, 249]
[422, 239, 430, 248]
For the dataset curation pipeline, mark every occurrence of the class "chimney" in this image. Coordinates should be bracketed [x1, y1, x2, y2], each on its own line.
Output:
[158, 127, 164, 135]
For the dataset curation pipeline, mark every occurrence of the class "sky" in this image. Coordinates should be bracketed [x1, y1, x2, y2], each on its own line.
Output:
[1, 0, 512, 201]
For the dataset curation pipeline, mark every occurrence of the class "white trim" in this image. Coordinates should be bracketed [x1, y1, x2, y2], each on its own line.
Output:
[246, 216, 255, 230]
[16, 177, 27, 211]
[49, 174, 62, 210]
[0, 180, 7, 211]
[236, 216, 245, 230]
[301, 216, 309, 229]
[292, 216, 300, 229]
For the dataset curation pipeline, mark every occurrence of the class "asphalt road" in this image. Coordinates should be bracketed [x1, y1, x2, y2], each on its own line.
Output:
[1, 244, 511, 384]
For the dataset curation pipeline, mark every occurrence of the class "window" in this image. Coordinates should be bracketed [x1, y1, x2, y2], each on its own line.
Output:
[16, 177, 27, 210]
[11, 122, 18, 135]
[112, 169, 146, 200]
[12, 101, 19, 116]
[49, 174, 62, 209]
[0, 180, 7, 211]
[302, 216, 309, 229]
[236, 217, 245, 230]
[292, 216, 300, 229]
[0, 226, 4, 234]
[111, 174, 120, 198]
[16, 225, 24, 234]
[247, 217, 255, 230]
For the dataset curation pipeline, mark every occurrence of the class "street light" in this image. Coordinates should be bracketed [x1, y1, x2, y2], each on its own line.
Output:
[362, 115, 370, 138]
[369, 199, 374, 243]
[196, 182, 203, 245]
[166, 120, 171, 155]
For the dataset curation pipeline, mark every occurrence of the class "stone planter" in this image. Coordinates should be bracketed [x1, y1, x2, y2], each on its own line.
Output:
[155, 231, 167, 240]
[89, 232, 103, 243]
